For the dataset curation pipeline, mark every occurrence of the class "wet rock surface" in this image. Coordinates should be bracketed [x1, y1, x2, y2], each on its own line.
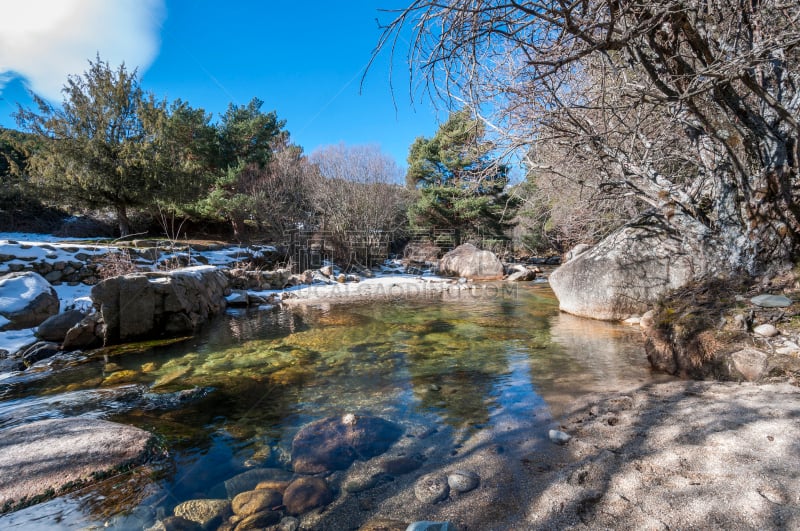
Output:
[291, 414, 403, 474]
[283, 477, 333, 516]
[0, 418, 157, 512]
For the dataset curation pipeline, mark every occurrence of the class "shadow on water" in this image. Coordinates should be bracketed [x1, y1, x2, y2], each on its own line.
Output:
[0, 282, 669, 528]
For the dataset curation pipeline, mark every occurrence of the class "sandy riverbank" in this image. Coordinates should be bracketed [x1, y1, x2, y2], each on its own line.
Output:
[294, 380, 799, 530]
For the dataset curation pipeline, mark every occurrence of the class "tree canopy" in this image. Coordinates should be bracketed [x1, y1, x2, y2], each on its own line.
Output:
[379, 1, 800, 271]
[405, 109, 518, 243]
[15, 57, 211, 236]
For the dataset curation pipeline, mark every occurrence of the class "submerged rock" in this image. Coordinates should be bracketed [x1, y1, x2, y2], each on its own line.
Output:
[414, 473, 450, 504]
[231, 489, 282, 516]
[224, 468, 293, 498]
[283, 477, 333, 515]
[291, 414, 403, 474]
[446, 469, 479, 493]
[173, 499, 230, 528]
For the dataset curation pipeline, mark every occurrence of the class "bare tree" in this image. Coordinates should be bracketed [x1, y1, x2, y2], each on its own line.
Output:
[376, 1, 800, 273]
[309, 143, 411, 237]
[248, 138, 318, 240]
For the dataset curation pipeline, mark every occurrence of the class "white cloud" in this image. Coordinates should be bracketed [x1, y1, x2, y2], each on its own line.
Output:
[0, 0, 165, 101]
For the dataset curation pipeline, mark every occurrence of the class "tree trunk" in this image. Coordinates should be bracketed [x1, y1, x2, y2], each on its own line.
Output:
[231, 216, 246, 241]
[116, 204, 131, 237]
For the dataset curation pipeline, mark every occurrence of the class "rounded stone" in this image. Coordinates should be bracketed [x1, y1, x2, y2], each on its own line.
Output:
[232, 509, 281, 530]
[753, 324, 779, 337]
[283, 477, 334, 515]
[414, 473, 450, 504]
[231, 489, 282, 516]
[447, 470, 479, 493]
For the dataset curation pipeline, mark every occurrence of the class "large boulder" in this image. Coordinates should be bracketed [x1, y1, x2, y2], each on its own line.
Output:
[0, 272, 59, 330]
[291, 414, 403, 474]
[548, 212, 721, 320]
[0, 418, 156, 511]
[438, 244, 504, 280]
[91, 266, 229, 344]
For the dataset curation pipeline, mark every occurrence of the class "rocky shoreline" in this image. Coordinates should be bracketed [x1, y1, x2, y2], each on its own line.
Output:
[1, 237, 799, 529]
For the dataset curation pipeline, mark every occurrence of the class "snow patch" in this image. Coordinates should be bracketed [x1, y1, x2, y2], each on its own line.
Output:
[0, 273, 54, 313]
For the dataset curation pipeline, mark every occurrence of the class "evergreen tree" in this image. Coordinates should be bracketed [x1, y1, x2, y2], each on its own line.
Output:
[405, 109, 518, 243]
[15, 57, 210, 236]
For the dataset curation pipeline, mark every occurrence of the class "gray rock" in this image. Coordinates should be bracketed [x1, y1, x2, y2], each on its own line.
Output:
[20, 341, 61, 367]
[0, 418, 155, 511]
[446, 469, 479, 493]
[549, 212, 721, 320]
[0, 272, 60, 330]
[565, 243, 592, 262]
[62, 313, 101, 350]
[753, 323, 779, 337]
[729, 348, 769, 382]
[414, 473, 450, 504]
[506, 267, 538, 282]
[283, 477, 333, 516]
[91, 266, 229, 344]
[44, 270, 62, 283]
[173, 499, 230, 528]
[439, 244, 504, 280]
[291, 414, 403, 474]
[751, 294, 793, 308]
[35, 309, 86, 342]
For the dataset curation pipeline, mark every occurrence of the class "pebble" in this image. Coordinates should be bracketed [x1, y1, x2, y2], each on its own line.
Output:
[548, 429, 572, 444]
[753, 324, 779, 337]
[414, 473, 450, 504]
[446, 470, 479, 493]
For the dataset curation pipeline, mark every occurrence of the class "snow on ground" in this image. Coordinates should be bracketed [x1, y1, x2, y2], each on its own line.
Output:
[0, 328, 37, 355]
[53, 283, 93, 312]
[0, 233, 110, 243]
[0, 233, 447, 354]
[0, 239, 112, 274]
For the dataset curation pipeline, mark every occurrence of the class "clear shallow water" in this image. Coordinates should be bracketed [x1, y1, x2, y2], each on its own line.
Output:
[0, 283, 667, 529]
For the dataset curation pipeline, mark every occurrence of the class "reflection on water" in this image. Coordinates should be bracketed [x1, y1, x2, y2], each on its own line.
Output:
[0, 283, 666, 528]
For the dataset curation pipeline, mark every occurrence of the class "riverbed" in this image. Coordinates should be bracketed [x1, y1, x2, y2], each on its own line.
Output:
[0, 282, 673, 529]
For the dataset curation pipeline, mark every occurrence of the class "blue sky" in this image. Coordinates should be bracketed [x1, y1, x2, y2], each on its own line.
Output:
[0, 0, 443, 168]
